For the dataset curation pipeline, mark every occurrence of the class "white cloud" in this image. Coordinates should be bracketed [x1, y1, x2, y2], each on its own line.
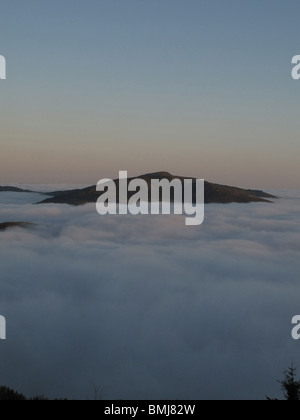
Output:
[0, 190, 299, 400]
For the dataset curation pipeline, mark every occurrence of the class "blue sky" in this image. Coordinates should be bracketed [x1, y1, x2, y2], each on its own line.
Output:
[1, 0, 300, 187]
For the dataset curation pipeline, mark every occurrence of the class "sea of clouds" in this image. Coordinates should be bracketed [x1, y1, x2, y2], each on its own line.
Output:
[0, 188, 299, 400]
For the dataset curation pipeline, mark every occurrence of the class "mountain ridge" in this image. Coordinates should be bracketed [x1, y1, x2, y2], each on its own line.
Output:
[0, 186, 34, 193]
[0, 222, 35, 231]
[36, 172, 277, 206]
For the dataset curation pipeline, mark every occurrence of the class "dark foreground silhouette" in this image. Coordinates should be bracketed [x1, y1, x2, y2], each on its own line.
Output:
[267, 365, 300, 401]
[0, 386, 67, 401]
[1, 366, 299, 400]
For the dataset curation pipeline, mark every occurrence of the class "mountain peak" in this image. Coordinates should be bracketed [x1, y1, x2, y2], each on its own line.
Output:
[144, 172, 174, 178]
[36, 172, 277, 206]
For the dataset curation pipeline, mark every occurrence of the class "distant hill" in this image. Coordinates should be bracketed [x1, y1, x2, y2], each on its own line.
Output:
[0, 222, 35, 231]
[0, 186, 34, 193]
[37, 172, 277, 206]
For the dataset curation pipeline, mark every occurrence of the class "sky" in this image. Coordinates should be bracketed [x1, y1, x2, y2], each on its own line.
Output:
[1, 0, 300, 188]
[0, 189, 300, 400]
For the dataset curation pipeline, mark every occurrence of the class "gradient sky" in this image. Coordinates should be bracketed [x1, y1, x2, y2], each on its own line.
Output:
[1, 0, 299, 188]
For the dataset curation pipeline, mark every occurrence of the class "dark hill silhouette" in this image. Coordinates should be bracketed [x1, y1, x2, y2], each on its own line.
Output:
[0, 222, 35, 231]
[37, 172, 276, 206]
[0, 186, 34, 193]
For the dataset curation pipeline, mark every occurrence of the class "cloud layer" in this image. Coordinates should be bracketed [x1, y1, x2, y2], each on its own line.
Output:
[0, 189, 299, 400]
